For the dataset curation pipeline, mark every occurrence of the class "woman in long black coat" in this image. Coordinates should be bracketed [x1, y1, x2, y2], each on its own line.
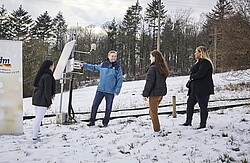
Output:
[183, 46, 214, 129]
[32, 60, 55, 140]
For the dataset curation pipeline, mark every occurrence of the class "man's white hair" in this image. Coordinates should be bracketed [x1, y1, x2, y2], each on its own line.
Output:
[108, 50, 117, 56]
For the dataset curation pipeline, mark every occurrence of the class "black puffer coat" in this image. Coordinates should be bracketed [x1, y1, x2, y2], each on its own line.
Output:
[188, 58, 214, 96]
[32, 70, 55, 107]
[142, 63, 167, 97]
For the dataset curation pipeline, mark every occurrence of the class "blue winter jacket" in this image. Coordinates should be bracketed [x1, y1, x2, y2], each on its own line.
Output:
[83, 59, 123, 95]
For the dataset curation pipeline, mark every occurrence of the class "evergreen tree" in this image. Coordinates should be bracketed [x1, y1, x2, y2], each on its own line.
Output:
[221, 0, 250, 70]
[145, 0, 167, 49]
[9, 5, 33, 41]
[222, 13, 250, 70]
[205, 0, 234, 48]
[23, 39, 50, 97]
[172, 20, 185, 73]
[102, 18, 117, 50]
[121, 1, 142, 78]
[161, 18, 174, 67]
[31, 11, 54, 41]
[206, 0, 235, 72]
[231, 0, 250, 21]
[114, 23, 130, 78]
[52, 11, 67, 51]
[0, 5, 10, 39]
[207, 0, 234, 20]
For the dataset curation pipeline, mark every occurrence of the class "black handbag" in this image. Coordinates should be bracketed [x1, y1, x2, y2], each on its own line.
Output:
[186, 80, 191, 88]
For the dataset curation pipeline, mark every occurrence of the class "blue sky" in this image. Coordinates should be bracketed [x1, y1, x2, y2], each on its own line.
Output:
[2, 0, 218, 27]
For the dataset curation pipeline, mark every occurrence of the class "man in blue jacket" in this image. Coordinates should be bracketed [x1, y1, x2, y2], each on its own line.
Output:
[82, 50, 123, 127]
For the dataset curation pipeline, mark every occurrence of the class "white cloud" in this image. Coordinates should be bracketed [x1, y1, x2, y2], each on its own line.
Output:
[2, 0, 217, 27]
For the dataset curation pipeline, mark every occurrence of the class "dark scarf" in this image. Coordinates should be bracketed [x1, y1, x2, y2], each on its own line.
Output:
[102, 58, 120, 70]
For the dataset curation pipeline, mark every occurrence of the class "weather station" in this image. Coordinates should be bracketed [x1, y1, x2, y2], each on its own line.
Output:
[54, 34, 96, 125]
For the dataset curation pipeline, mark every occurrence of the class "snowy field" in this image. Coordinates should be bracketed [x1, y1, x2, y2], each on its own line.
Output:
[0, 69, 250, 163]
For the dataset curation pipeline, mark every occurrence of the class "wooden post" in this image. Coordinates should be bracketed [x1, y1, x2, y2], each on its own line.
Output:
[172, 96, 177, 118]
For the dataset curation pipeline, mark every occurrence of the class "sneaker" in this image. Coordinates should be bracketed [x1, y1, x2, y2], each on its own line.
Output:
[98, 124, 108, 128]
[87, 122, 95, 126]
[153, 130, 169, 137]
[153, 132, 160, 137]
[160, 130, 169, 137]
[32, 137, 41, 143]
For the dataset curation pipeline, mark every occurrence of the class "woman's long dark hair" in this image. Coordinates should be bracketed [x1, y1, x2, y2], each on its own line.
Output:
[151, 50, 170, 77]
[33, 60, 55, 97]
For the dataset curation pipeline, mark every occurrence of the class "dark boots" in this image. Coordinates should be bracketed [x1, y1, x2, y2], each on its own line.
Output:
[196, 124, 206, 129]
[87, 121, 95, 126]
[182, 122, 192, 126]
[182, 119, 192, 126]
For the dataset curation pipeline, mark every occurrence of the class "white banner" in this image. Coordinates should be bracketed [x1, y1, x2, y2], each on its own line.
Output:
[0, 40, 23, 135]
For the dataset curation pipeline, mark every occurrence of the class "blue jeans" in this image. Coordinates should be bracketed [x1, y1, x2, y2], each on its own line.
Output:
[90, 91, 114, 125]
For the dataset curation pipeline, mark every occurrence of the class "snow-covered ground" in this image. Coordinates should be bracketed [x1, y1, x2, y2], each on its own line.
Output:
[1, 70, 250, 162]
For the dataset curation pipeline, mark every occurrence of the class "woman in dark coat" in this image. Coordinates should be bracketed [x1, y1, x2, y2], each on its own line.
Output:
[183, 46, 214, 129]
[142, 50, 169, 134]
[32, 60, 55, 140]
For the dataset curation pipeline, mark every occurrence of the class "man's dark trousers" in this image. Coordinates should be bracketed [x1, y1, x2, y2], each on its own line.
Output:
[90, 91, 114, 125]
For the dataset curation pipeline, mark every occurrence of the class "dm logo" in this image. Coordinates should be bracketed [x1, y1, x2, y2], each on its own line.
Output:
[0, 56, 12, 68]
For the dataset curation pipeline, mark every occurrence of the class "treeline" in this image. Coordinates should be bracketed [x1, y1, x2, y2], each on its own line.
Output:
[0, 0, 249, 97]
